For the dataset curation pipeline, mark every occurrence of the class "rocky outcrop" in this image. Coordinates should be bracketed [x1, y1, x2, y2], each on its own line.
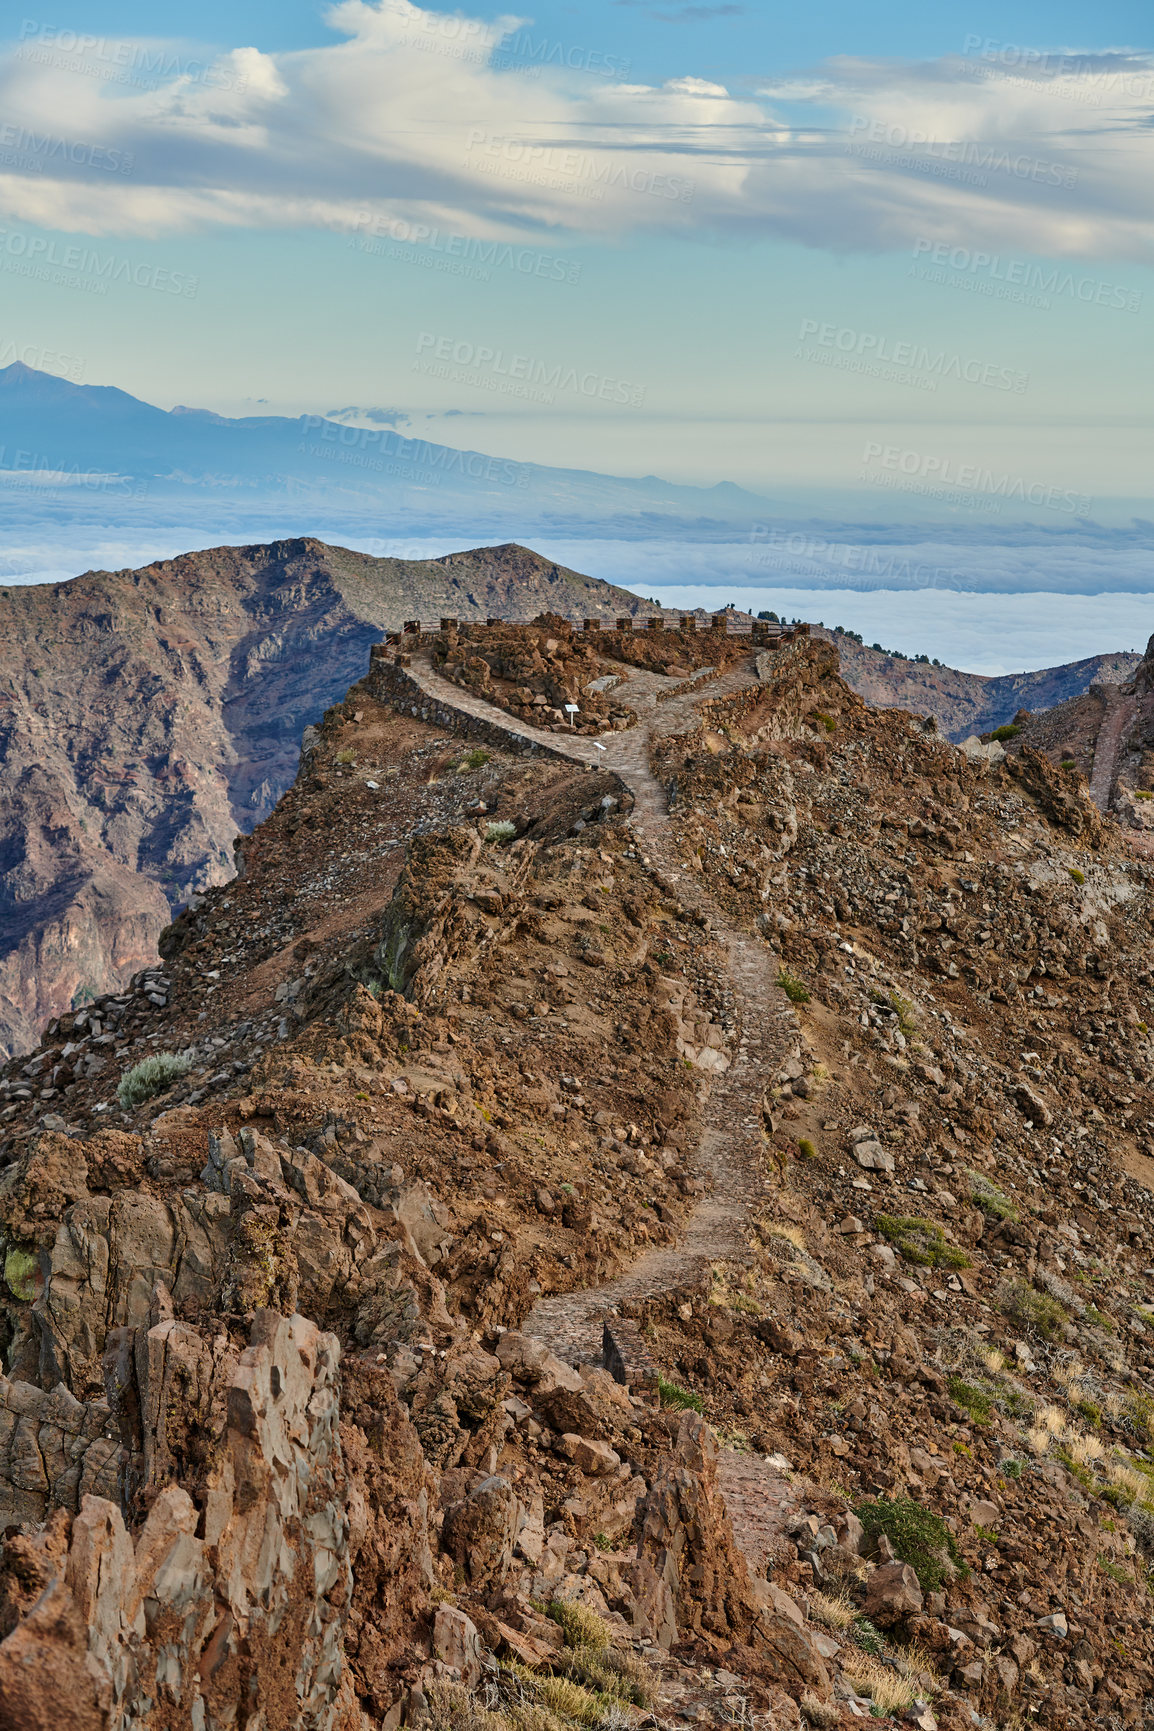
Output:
[637, 1414, 829, 1688]
[0, 1309, 349, 1731]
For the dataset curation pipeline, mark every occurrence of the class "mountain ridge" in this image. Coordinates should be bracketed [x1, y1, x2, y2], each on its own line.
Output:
[0, 536, 651, 1057]
[1, 623, 1153, 1728]
[0, 532, 1141, 1059]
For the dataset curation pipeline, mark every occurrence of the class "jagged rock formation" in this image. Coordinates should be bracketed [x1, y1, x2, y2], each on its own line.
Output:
[0, 1307, 348, 1731]
[2, 620, 1154, 1727]
[0, 539, 648, 1059]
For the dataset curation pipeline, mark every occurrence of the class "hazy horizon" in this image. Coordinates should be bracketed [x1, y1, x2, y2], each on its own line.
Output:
[0, 0, 1150, 660]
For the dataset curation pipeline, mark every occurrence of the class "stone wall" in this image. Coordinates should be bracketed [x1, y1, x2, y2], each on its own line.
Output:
[365, 652, 577, 764]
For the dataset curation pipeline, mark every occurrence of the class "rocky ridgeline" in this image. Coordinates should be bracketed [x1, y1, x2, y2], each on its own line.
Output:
[0, 627, 1152, 1727]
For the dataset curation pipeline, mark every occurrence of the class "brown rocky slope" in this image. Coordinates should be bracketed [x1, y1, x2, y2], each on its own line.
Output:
[1, 623, 1154, 1727]
[0, 538, 651, 1059]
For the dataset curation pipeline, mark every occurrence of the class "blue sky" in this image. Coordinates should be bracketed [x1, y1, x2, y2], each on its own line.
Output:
[18, 0, 1154, 76]
[0, 0, 1151, 520]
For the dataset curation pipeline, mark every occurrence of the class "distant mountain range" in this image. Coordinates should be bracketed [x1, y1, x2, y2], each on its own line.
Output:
[0, 362, 776, 536]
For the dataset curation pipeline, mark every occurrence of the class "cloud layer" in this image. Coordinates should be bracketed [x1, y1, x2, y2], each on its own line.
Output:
[2, 4, 1153, 259]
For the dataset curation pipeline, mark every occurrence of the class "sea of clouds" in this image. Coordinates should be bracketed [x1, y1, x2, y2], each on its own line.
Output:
[4, 518, 1153, 675]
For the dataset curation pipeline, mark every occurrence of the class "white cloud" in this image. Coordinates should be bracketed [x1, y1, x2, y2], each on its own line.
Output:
[1, 8, 1152, 258]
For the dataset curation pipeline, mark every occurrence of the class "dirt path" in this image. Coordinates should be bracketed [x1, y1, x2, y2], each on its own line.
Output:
[1089, 687, 1137, 812]
[395, 651, 806, 1570]
[404, 653, 799, 1356]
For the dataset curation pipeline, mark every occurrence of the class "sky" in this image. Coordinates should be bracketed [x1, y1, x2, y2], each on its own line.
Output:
[0, 0, 1152, 663]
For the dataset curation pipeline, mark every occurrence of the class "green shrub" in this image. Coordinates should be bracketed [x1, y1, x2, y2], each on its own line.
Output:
[797, 1138, 817, 1160]
[776, 967, 811, 1004]
[1060, 758, 1077, 770]
[851, 1617, 885, 1655]
[854, 1496, 966, 1593]
[947, 1376, 993, 1425]
[1068, 867, 1085, 886]
[117, 1051, 192, 1110]
[991, 724, 1022, 741]
[4, 1247, 38, 1302]
[998, 1277, 1067, 1343]
[464, 748, 490, 768]
[657, 1376, 703, 1413]
[812, 711, 837, 733]
[874, 1214, 970, 1270]
[1000, 1459, 1023, 1480]
[335, 747, 356, 765]
[484, 819, 517, 843]
[969, 1172, 1019, 1222]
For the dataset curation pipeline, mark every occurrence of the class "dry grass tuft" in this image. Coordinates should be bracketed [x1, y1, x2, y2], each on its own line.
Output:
[840, 1651, 921, 1714]
[800, 1693, 840, 1728]
[807, 1590, 857, 1632]
[546, 1601, 612, 1653]
[425, 1682, 508, 1731]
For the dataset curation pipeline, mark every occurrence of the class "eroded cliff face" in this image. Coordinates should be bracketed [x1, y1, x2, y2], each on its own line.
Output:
[0, 539, 648, 1058]
[0, 626, 1153, 1729]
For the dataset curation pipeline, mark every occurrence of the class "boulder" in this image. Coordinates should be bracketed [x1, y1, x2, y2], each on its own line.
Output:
[854, 1141, 896, 1173]
[442, 1475, 521, 1589]
[433, 1606, 482, 1687]
[560, 1434, 620, 1476]
[863, 1560, 924, 1623]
